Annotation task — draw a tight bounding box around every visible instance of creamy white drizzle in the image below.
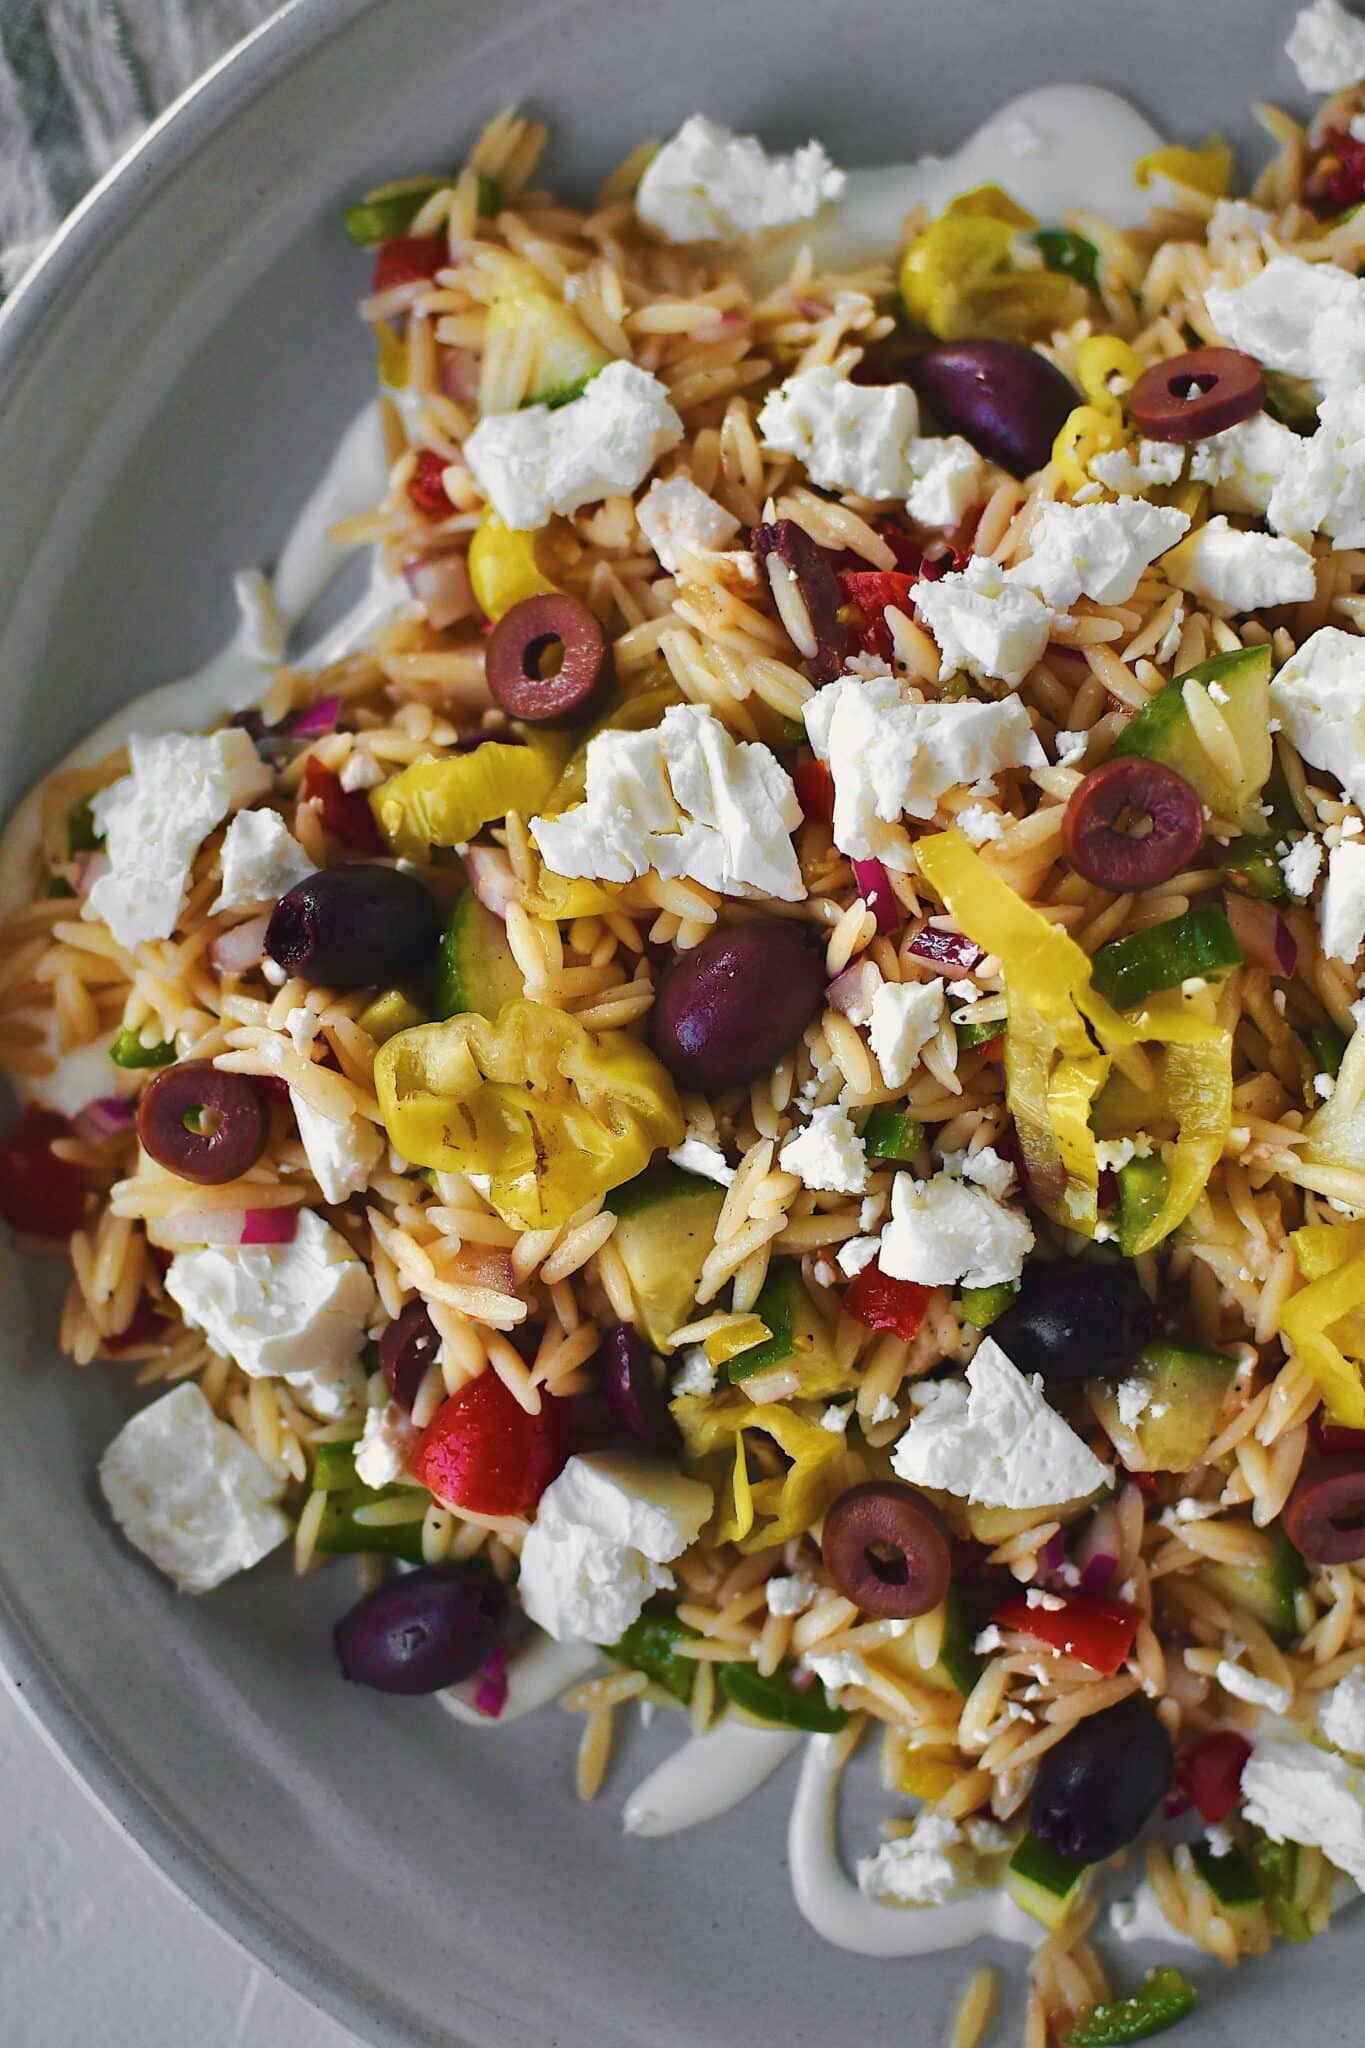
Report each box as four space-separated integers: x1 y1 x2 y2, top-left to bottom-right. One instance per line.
622 1720 800 1837
439 1633 599 1728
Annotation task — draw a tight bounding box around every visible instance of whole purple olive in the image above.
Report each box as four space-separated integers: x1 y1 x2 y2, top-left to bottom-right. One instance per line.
598 1324 678 1451
1031 1697 1173 1864
266 865 441 990
334 1565 506 1694
648 920 826 1093
909 340 1078 478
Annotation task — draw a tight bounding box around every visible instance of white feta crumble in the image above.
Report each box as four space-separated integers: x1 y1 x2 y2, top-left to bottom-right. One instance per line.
289 1091 385 1206
1319 1667 1365 1757
1215 1657 1293 1716
532 702 802 899
635 115 845 244
285 1006 321 1058
819 1403 852 1434
856 1811 977 1907
97 1382 289 1594
803 666 1045 868
353 1399 420 1490
1207 199 1275 251
1322 839 1365 960
339 749 385 793
88 729 271 949
1010 499 1190 609
914 554 1058 688
667 1135 737 1186
974 1624 1005 1654
164 1209 376 1417
464 360 682 530
1281 834 1325 898
1116 1377 1153 1430
803 1648 873 1697
636 474 740 571
837 1235 881 1279
1287 0 1365 91
779 1104 868 1194
1190 412 1304 523
1055 728 1089 768
867 978 945 1088
1203 1822 1235 1860
1270 627 1365 809
758 367 922 500
766 1570 818 1617
890 1336 1111 1509
212 808 313 913
1268 386 1365 546
25 1028 136 1120
880 1170 1033 1290
870 1393 900 1427
671 1346 717 1398
1205 256 1365 393
1164 516 1316 615
1242 1733 1365 1887
958 1146 1015 1199
904 436 989 529
1089 440 1187 496
516 1452 712 1644
957 802 1005 844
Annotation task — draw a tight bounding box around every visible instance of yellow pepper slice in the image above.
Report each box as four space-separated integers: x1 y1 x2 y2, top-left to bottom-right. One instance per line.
1076 335 1146 416
899 186 1079 344
468 507 559 622
374 997 683 1229
1283 1224 1365 1427
1052 404 1123 493
1053 341 1151 492
703 1315 772 1367
370 734 569 861
1135 136 1234 201
1118 996 1233 1256
522 869 620 920
376 322 409 390
671 1395 845 1552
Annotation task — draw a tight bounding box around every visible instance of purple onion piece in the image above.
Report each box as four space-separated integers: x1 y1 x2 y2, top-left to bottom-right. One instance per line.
290 694 342 739
907 925 983 972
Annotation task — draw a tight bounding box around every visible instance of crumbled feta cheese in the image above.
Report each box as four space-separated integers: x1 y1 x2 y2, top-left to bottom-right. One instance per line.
1090 440 1187 496
1242 1733 1365 1887
914 555 1057 688
974 1624 1005 1653
636 474 740 571
517 1452 713 1643
957 802 1005 844
464 360 682 530
532 703 803 899
819 1403 851 1434
837 1235 881 1278
285 1006 321 1058
1216 1657 1293 1715
1281 833 1325 898
25 1028 137 1120
89 729 271 949
1010 499 1189 609
867 978 945 1088
1271 627 1365 809
856 1811 977 1906
1205 256 1365 393
353 1399 420 1489
668 1135 736 1186
1025 1587 1066 1610
904 436 989 529
339 749 385 793
1055 728 1089 768
766 1570 818 1616
880 1170 1033 1290
1319 1667 1365 1757
779 1104 868 1194
1322 839 1365 960
1164 516 1316 614
803 667 1045 868
869 1393 899 1426
758 367 922 499
635 115 845 243
97 1382 289 1594
1190 412 1303 522
1206 199 1275 252
213 807 313 913
671 1346 716 1397
289 1091 385 1205
960 1146 1015 1199
803 1648 873 1696
164 1210 375 1416
1116 1377 1153 1430
1287 0 1365 91
1267 385 1365 545
891 1335 1111 1509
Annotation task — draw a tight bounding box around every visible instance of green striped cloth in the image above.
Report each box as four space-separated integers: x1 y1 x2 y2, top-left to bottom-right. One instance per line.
0 0 281 297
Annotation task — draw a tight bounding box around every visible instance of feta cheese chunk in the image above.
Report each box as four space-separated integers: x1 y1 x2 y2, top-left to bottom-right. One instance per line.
891 1336 1111 1509
1089 440 1186 496
353 1399 420 1489
1189 412 1303 522
464 361 682 531
1242 1733 1365 1888
667 1135 736 1186
164 1210 376 1417
757 367 985 515
289 1091 385 1205
867 978 945 1087
803 667 1044 868
98 1383 289 1594
517 1452 712 1644
837 1235 881 1278
1287 0 1365 92
1270 627 1365 809
1319 1667 1365 1757
636 474 740 572
1215 1657 1293 1716
88 729 271 949
880 1170 1033 1290
531 703 802 899
857 1811 978 1907
1281 833 1325 898
213 808 313 912
779 1104 867 1194
1010 500 1189 609
914 555 1057 687
1270 386 1365 547
905 436 989 529
766 1570 818 1616
1205 256 1365 393
1163 516 1316 614
671 1346 716 1397
1322 840 1365 960
636 115 845 244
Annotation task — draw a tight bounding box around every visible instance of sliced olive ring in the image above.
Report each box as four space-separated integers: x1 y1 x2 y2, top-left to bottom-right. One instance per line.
485 593 612 727
1127 346 1265 443
821 1480 951 1619
137 1061 269 1186
1061 756 1205 892
1283 1456 1365 1564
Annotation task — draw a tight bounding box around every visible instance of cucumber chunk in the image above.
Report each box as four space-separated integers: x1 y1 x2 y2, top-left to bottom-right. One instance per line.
1112 644 1273 836
485 263 612 408
308 1442 426 1563
610 1161 725 1352
727 1258 851 1396
1202 1527 1309 1647
1116 1154 1170 1256
1007 1830 1087 1931
1190 1841 1261 1908
432 887 523 1020
1091 1340 1236 1473
959 1281 1017 1329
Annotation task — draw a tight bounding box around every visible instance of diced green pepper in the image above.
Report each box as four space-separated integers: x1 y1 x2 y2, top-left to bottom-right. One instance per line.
862 1106 923 1165
726 1258 848 1396
1248 1834 1315 1943
719 1660 848 1732
475 172 502 218
1218 839 1287 901
1030 227 1100 291
1091 904 1242 1012
46 874 77 899
955 1014 1007 1050
109 1025 175 1070
1116 1153 1170 1257
1190 1842 1261 1908
1310 1023 1350 1082
343 177 444 244
67 794 103 855
308 1441 428 1563
1064 1968 1199 2045
604 1604 699 1704
960 1282 1017 1328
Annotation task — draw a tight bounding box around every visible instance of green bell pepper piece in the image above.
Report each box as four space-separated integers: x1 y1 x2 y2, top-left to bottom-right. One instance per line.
1091 904 1242 1012
955 1014 1007 1050
1116 1153 1170 1257
604 1604 699 1704
343 177 444 244
719 1661 847 1733
109 1025 176 1070
67 794 103 854
1219 839 1287 901
862 1106 924 1165
1030 227 1100 291
960 1282 1017 1328
1248 1834 1315 1943
309 1441 427 1563
1064 1968 1199 2046
1310 1023 1349 1082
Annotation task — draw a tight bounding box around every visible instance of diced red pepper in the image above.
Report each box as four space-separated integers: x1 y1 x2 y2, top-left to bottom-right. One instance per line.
1175 1729 1252 1824
1309 127 1365 215
299 757 384 854
413 1369 570 1517
407 448 452 520
104 1294 169 1354
1129 1469 1158 1497
993 1590 1140 1675
793 757 835 825
0 1107 85 1238
371 235 447 294
842 1259 932 1342
838 570 919 662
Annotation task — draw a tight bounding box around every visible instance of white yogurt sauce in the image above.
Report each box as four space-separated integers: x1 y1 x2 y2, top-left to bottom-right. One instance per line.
439 1632 599 1728
622 1721 800 1837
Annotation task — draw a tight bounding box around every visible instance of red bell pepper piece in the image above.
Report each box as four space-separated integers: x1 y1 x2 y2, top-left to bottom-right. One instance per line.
407 447 452 520
793 757 834 825
873 521 924 575
371 235 447 294
843 1259 932 1341
1175 1729 1252 1824
413 1369 570 1518
993 1590 1140 1675
838 570 919 663
299 757 384 854
0 1107 85 1238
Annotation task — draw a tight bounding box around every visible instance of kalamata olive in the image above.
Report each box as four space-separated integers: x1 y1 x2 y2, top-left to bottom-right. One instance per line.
598 1323 678 1451
648 920 826 1092
136 1061 268 1186
333 1564 506 1694
1062 757 1206 891
265 865 441 989
380 1300 441 1411
1283 1456 1365 1564
485 593 613 727
1127 347 1266 443
909 340 1078 478
1031 1696 1173 1863
821 1481 951 1618
753 519 847 683
991 1258 1155 1384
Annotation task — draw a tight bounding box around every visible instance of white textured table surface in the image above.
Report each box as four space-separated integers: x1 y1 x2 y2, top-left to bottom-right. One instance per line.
0 1676 358 2048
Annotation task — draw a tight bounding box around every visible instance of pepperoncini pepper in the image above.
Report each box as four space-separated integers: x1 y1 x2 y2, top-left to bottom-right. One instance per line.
1135 136 1234 201
899 185 1083 343
374 997 684 1229
1283 1220 1365 1427
369 733 569 860
670 1395 845 1551
1052 335 1148 492
468 506 559 622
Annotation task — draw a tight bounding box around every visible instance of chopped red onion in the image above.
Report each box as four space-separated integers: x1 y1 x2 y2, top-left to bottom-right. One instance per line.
1037 1530 1067 1576
472 1641 510 1719
1225 892 1297 978
289 694 342 740
907 924 983 972
73 1096 137 1145
241 1207 299 1246
826 957 881 1020
1079 1551 1120 1596
852 857 899 934
72 849 111 896
209 913 271 979
1074 1500 1123 1594
463 844 519 922
403 551 476 631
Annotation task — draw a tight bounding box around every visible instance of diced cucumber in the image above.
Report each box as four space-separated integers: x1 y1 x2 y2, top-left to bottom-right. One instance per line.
1090 1340 1236 1473
1091 903 1242 1011
862 1106 923 1165
605 1604 698 1704
960 1282 1017 1329
1202 1527 1309 1648
1116 1154 1169 1256
1007 1830 1087 1931
1190 1841 1261 1908
1064 1967 1199 2045
727 1258 851 1396
882 1581 984 1698
609 1161 725 1352
485 263 611 408
357 986 428 1043
432 887 523 1020
308 1442 426 1563
343 177 444 244
719 1660 847 1733
1218 839 1286 901
1112 644 1273 836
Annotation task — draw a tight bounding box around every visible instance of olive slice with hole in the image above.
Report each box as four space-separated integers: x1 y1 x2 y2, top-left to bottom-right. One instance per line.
820 1480 951 1618
1062 757 1206 891
137 1061 269 1186
1127 346 1265 443
485 593 612 726
1283 1457 1365 1564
